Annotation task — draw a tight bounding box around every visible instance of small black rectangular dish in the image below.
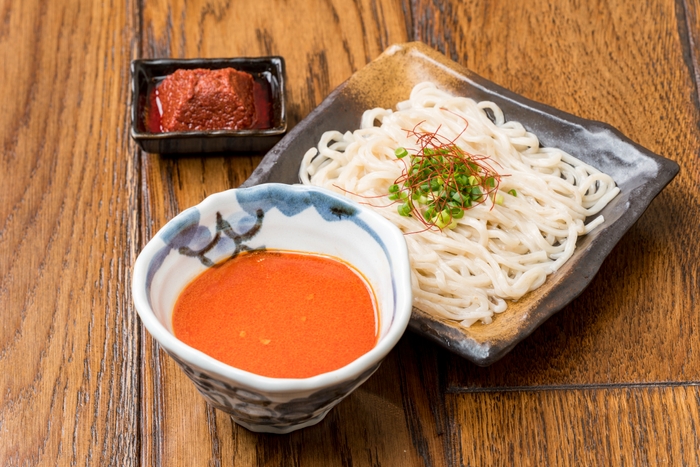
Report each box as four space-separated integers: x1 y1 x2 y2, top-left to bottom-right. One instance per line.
130 57 286 154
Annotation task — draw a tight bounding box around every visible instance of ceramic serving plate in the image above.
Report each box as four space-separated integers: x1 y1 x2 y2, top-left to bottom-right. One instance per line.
242 42 679 366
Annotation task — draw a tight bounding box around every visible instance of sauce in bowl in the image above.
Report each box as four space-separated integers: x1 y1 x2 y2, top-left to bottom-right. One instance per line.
172 250 378 379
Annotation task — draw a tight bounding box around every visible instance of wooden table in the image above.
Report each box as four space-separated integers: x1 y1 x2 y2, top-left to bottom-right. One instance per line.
2 0 698 465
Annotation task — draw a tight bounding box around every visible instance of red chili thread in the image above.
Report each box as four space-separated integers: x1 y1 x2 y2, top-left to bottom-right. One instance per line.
389 116 504 231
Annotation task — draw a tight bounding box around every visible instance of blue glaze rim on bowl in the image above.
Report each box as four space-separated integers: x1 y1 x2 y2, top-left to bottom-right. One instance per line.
132 183 412 393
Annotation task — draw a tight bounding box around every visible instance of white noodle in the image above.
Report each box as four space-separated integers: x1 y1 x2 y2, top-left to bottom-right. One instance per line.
299 82 620 327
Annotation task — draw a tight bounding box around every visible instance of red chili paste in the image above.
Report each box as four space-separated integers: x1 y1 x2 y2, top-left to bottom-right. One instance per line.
172 250 378 379
156 68 257 132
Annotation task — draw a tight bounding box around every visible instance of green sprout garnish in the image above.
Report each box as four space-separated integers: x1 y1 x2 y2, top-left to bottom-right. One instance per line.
389 128 505 230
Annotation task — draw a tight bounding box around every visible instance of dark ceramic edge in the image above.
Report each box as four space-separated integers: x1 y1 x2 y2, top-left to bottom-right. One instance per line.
414 153 678 367
241 42 680 366
130 56 287 154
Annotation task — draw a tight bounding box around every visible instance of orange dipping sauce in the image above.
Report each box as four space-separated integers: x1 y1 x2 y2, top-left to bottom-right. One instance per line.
172 250 378 378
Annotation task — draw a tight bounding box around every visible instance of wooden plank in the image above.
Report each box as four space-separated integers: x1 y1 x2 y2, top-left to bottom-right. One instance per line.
1 0 699 464
408 0 700 387
136 1 450 465
0 0 140 464
447 385 700 465
140 0 411 127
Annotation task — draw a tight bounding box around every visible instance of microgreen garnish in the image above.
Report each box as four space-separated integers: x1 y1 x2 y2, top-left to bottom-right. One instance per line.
390 123 504 230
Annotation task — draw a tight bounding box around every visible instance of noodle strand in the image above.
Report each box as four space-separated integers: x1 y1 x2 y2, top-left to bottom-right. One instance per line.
299 82 619 327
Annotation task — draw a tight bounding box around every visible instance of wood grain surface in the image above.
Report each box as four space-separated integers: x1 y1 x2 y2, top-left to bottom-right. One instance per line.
1 0 698 465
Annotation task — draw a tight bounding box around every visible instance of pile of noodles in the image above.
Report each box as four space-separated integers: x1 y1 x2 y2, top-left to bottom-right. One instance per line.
299 82 619 327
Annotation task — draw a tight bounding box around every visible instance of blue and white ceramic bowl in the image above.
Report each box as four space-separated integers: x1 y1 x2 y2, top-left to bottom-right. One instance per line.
132 183 412 434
